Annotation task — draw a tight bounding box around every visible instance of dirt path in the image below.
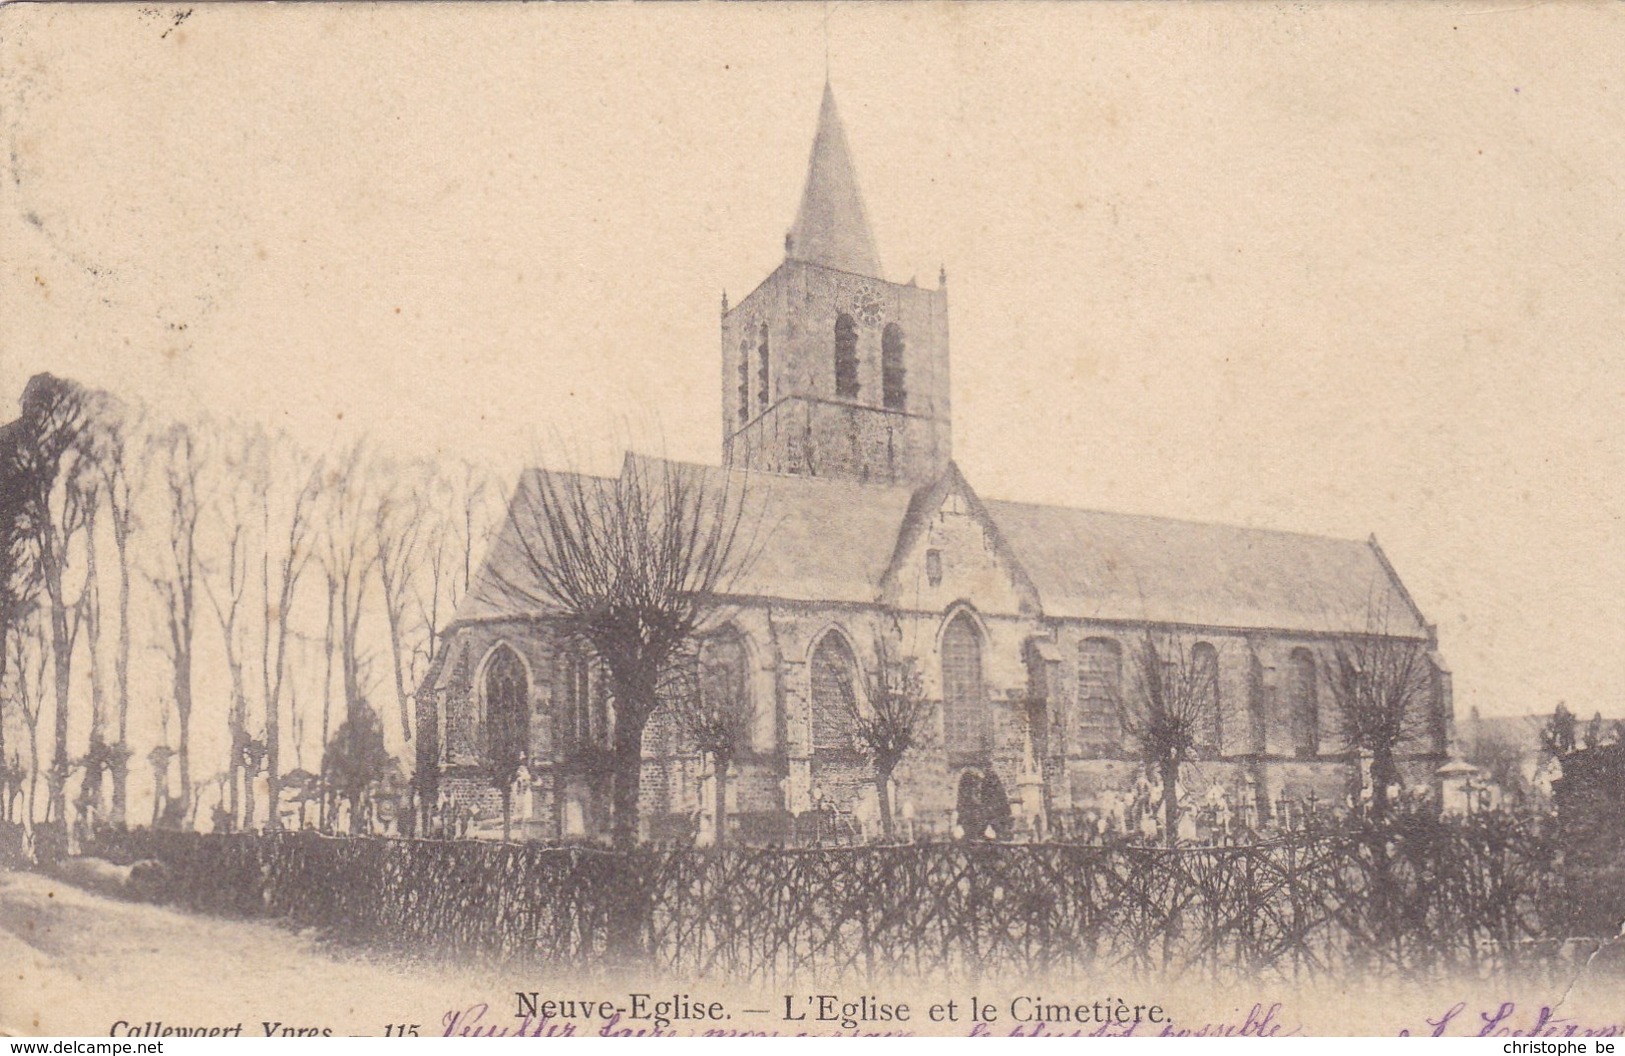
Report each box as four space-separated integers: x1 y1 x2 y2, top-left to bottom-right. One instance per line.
0 868 508 1037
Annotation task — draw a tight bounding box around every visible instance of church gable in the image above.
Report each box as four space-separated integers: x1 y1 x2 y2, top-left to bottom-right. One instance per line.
881 464 1041 617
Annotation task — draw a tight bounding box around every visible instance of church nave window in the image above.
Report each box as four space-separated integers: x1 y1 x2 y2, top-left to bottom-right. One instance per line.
941 613 989 758
1192 641 1222 753
559 647 610 749
882 323 906 410
834 312 860 399
1289 647 1319 758
484 645 530 773
737 335 752 425
757 323 771 413
811 632 861 755
1075 637 1122 751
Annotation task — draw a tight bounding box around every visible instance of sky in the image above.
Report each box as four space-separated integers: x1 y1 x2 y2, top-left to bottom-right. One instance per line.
2 1 1623 726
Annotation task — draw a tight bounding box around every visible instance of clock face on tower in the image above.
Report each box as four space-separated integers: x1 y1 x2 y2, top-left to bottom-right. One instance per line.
851 282 884 327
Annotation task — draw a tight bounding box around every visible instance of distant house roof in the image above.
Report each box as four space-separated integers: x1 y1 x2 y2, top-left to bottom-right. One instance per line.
455 455 1429 640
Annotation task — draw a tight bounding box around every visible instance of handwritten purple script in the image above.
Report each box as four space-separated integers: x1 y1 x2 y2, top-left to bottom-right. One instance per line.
1401 1003 1625 1038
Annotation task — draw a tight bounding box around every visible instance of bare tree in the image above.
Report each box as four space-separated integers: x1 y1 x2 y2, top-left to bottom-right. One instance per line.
1119 630 1218 846
317 441 381 829
410 460 497 831
259 432 321 831
93 403 147 828
373 461 426 744
1322 620 1438 821
664 633 754 845
9 376 99 833
838 634 931 839
150 421 205 827
201 426 260 829
490 455 749 849
0 416 30 822
7 613 48 825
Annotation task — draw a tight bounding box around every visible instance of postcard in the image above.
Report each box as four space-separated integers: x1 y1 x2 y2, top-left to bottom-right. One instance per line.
2 1 1622 1039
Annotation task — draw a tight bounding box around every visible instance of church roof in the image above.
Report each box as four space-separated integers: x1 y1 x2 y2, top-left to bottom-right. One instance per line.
980 499 1427 637
455 457 1428 640
455 457 917 624
787 83 882 278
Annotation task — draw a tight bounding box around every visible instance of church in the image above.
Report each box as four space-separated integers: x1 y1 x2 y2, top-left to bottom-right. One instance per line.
414 85 1452 843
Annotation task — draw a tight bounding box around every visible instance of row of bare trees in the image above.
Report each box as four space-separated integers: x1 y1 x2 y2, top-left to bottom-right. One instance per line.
1118 624 1440 844
0 373 501 838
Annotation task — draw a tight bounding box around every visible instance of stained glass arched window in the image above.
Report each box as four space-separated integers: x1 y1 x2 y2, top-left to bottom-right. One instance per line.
1076 637 1122 751
1192 642 1221 752
1290 648 1319 758
811 633 859 755
942 613 987 758
757 323 771 413
485 645 529 774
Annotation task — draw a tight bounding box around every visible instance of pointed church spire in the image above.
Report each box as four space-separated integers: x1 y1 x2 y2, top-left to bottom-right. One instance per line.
788 83 882 278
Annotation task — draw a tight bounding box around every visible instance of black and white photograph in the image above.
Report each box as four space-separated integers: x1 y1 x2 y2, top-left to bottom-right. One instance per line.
1 1 1623 1038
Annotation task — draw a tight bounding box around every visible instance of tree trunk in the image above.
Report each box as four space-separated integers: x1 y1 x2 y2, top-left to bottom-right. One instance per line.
176 698 192 829
243 760 257 832
84 531 106 831
111 518 132 828
26 724 40 826
712 751 730 847
266 725 280 832
1371 746 1395 821
610 711 650 851
876 761 897 839
319 587 335 832
45 560 72 835
1160 755 1180 848
501 784 512 843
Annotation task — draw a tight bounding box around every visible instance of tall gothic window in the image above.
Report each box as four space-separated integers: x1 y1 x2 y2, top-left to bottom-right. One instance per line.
881 323 906 410
1290 648 1319 758
1192 642 1221 752
834 312 860 399
757 323 771 413
737 335 752 425
1076 637 1122 751
559 647 607 749
942 613 987 758
485 645 529 771
702 628 751 739
810 633 859 755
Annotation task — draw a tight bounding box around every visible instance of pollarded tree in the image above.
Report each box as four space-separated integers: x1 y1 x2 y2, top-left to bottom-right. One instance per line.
488 454 750 849
837 634 931 839
664 629 755 845
1321 620 1439 821
1119 631 1219 846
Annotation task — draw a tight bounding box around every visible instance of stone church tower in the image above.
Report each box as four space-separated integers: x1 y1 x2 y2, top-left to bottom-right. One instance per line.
721 84 952 487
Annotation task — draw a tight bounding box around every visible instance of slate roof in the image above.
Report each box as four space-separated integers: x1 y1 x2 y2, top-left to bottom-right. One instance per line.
982 499 1425 636
456 456 917 622
455 455 1428 640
